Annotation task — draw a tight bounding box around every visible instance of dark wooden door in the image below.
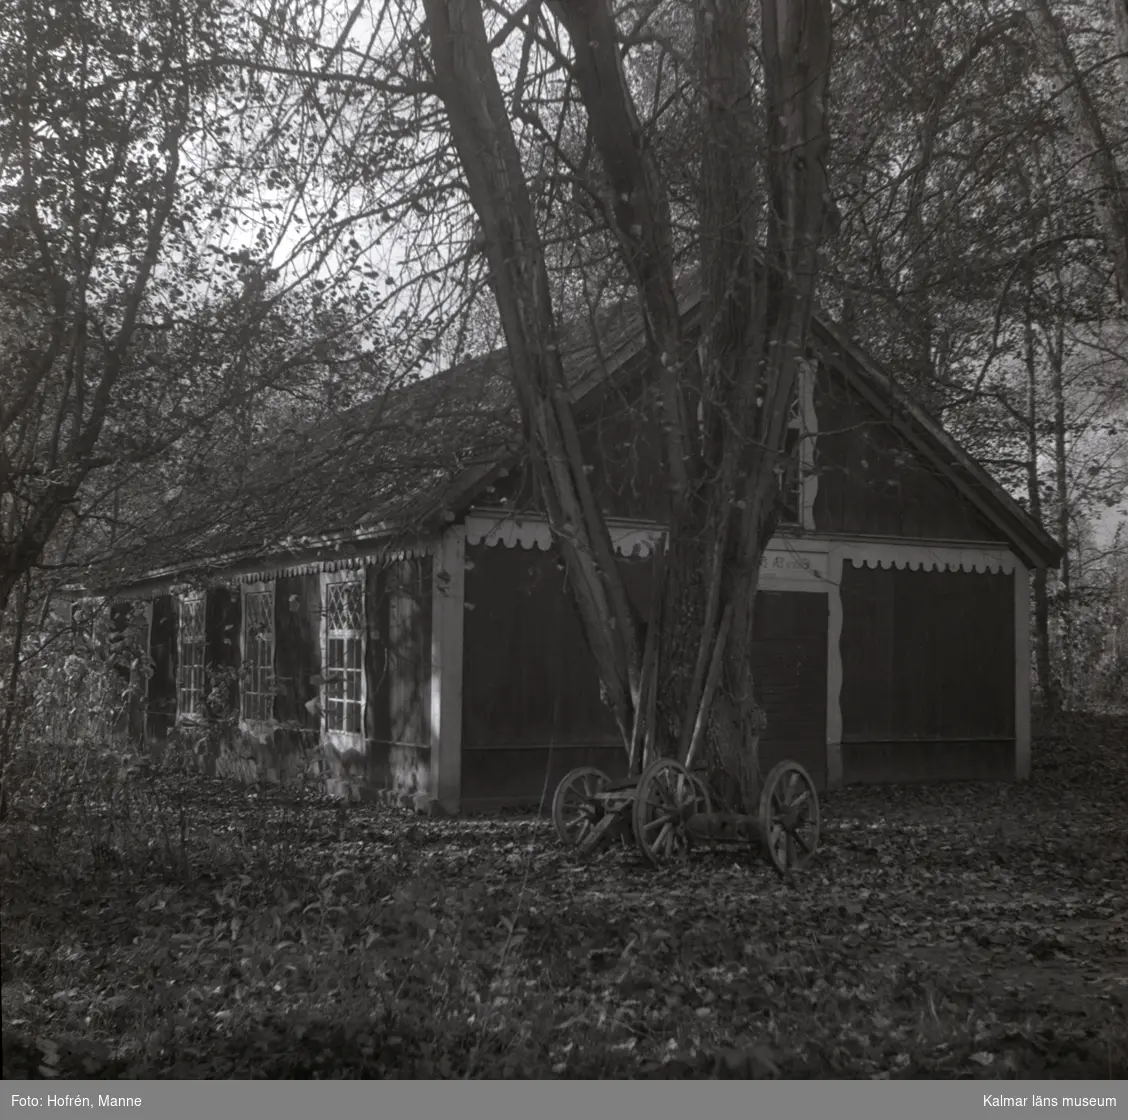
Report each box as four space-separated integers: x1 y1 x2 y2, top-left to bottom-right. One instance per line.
749 590 828 788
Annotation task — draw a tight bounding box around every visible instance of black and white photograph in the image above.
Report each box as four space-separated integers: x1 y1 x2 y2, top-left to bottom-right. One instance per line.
1 0 1125 1092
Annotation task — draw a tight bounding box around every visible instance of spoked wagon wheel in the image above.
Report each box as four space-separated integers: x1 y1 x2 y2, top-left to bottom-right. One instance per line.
633 758 711 866
552 767 611 847
758 761 820 873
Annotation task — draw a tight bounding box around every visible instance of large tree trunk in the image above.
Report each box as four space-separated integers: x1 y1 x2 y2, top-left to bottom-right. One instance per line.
558 0 832 795
718 0 833 802
681 0 773 801
420 0 643 744
656 0 833 806
548 0 698 505
546 0 712 773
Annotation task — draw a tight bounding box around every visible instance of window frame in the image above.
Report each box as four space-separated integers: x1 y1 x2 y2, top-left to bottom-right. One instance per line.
776 358 818 531
176 591 207 721
240 580 276 726
320 569 367 752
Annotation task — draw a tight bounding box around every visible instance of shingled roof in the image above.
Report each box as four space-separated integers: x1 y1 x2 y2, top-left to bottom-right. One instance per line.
80 288 653 591
81 283 1060 593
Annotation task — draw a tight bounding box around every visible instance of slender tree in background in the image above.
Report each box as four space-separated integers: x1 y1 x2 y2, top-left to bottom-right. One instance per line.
1027 0 1128 304
0 0 413 618
1113 0 1128 93
1 0 201 613
0 0 429 799
823 0 1127 710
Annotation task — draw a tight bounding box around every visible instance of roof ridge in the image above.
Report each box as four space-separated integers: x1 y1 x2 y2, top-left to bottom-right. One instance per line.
76 270 1059 589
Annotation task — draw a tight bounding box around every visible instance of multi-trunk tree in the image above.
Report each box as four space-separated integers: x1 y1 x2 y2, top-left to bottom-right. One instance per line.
416 0 833 799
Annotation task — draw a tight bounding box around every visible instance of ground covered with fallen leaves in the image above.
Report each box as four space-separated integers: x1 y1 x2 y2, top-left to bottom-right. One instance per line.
2 712 1126 1079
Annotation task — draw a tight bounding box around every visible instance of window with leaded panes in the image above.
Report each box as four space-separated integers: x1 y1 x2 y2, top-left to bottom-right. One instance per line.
178 594 206 718
323 575 364 738
242 584 274 722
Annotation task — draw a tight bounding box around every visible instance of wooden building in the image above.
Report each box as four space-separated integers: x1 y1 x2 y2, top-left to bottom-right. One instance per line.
88 291 1061 811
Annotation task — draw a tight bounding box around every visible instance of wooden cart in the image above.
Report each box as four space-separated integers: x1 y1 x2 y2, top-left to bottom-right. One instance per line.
551 756 820 873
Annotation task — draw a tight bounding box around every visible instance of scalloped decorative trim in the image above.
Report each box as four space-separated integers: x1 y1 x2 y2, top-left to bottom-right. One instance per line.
465 511 662 559
842 545 1016 575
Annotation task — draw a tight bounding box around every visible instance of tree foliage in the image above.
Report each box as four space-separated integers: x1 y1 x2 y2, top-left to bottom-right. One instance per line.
5 0 1126 772
0 0 425 618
